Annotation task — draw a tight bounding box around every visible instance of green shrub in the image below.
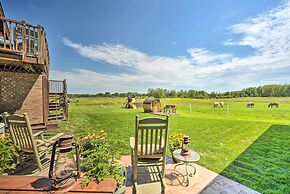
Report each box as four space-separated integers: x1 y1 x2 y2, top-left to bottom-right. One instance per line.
80 129 126 187
0 134 18 173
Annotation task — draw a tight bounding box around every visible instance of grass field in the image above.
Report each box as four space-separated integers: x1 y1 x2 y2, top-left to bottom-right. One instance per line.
59 97 290 193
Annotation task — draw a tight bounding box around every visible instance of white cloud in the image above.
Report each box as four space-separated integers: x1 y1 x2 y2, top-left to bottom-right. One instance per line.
55 1 290 93
225 0 290 55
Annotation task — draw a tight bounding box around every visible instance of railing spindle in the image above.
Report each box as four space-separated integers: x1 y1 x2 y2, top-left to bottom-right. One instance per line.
9 21 12 49
15 24 18 51
3 21 6 49
21 20 26 61
33 27 36 53
28 26 31 53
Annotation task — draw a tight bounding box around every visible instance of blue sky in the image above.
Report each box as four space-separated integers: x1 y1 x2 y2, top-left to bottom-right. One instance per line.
2 0 290 93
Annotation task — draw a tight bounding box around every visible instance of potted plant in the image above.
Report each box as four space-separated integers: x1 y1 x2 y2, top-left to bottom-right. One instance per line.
168 132 184 163
80 129 126 194
0 133 18 174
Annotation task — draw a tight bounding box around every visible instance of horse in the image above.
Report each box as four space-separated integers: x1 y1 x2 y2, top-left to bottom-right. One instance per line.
213 102 219 108
214 101 224 108
247 102 254 107
268 102 279 108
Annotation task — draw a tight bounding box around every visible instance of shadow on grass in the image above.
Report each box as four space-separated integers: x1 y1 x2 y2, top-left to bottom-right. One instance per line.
220 125 290 194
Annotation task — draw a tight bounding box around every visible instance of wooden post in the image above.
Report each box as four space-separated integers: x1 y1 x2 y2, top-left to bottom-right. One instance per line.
9 21 12 49
15 24 18 51
21 20 26 61
37 25 42 64
42 28 45 64
3 21 6 49
133 115 139 182
63 79 68 120
189 103 192 113
28 26 31 53
42 75 48 125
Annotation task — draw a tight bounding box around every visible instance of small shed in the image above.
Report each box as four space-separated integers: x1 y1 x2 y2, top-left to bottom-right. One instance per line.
143 98 161 113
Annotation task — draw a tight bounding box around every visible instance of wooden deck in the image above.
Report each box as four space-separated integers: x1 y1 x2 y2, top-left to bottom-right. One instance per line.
0 52 46 74
0 4 67 130
0 16 49 74
0 175 117 194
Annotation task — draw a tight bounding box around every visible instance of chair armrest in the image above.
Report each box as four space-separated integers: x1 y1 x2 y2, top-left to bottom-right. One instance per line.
44 132 64 142
33 131 44 138
41 132 64 145
130 137 135 150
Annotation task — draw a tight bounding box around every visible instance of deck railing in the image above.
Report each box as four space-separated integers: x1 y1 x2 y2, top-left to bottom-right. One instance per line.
49 80 67 94
0 16 49 71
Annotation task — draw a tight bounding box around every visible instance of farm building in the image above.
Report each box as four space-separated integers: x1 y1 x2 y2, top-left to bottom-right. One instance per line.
143 98 161 113
0 3 68 129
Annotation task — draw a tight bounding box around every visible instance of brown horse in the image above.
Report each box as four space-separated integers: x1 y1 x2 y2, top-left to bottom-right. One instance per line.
268 102 279 108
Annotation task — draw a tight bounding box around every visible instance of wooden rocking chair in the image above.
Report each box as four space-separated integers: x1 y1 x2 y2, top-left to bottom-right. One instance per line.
130 115 169 193
3 112 64 171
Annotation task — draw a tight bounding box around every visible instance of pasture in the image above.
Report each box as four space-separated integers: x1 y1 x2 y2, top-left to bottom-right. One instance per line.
59 97 290 193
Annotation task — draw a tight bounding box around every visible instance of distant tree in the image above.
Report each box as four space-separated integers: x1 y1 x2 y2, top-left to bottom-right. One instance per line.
68 83 290 99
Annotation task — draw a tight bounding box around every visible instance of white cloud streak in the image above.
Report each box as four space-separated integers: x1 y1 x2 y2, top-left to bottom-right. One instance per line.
53 1 290 93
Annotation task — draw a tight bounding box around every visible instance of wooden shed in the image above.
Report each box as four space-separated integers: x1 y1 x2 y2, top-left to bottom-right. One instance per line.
0 3 67 129
143 98 161 113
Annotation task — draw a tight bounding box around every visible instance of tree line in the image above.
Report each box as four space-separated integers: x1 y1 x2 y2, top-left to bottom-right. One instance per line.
69 92 147 98
147 84 290 98
69 84 290 99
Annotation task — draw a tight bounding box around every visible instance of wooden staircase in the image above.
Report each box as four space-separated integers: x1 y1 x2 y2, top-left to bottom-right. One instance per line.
48 80 68 122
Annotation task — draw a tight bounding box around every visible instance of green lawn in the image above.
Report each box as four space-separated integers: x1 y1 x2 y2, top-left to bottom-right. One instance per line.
59 97 290 193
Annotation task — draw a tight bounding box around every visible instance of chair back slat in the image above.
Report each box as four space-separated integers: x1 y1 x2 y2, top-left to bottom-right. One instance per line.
4 113 36 152
150 129 153 154
135 115 169 157
145 128 148 155
140 129 144 155
159 128 163 150
154 129 158 151
16 125 24 147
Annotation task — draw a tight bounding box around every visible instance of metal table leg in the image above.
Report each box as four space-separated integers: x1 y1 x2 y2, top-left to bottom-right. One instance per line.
173 162 197 187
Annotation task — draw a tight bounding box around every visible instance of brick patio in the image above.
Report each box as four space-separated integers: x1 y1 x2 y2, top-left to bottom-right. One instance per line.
119 155 260 194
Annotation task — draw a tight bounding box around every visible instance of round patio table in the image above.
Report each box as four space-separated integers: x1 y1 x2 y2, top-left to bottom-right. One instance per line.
172 149 200 187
